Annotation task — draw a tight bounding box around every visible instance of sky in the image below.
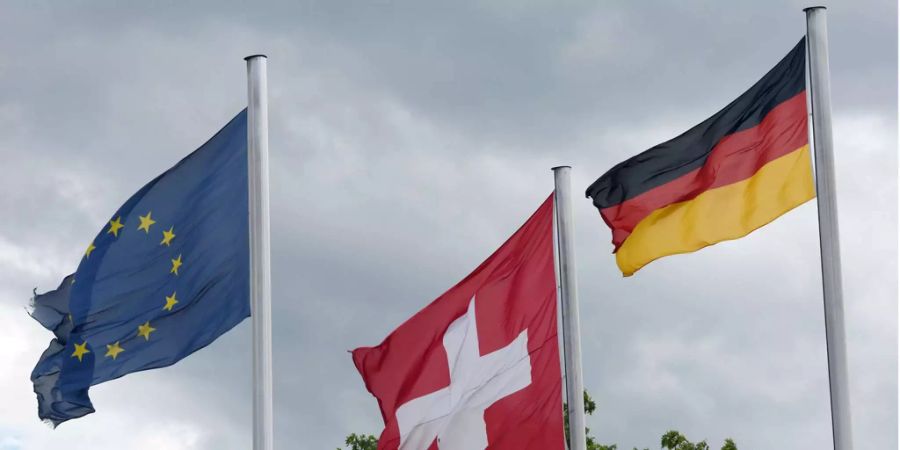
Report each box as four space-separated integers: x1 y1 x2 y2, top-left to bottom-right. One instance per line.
0 1 896 449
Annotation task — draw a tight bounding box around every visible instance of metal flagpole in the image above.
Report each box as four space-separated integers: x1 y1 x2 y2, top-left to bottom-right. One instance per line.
804 7 854 450
552 166 587 450
246 54 274 450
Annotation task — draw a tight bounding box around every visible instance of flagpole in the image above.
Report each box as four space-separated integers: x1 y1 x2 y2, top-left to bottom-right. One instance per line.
552 166 587 450
246 54 274 450
804 7 853 450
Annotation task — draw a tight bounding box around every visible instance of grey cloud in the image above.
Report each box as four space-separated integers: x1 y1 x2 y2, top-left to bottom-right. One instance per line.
0 1 895 450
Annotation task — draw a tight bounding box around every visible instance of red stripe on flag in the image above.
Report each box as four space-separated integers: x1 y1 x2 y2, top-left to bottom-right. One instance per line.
601 91 809 250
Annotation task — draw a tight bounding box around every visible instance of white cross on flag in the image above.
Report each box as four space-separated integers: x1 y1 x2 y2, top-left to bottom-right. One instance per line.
352 196 564 450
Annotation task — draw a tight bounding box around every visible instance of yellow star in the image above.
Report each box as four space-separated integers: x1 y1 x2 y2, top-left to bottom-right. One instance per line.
170 254 183 275
163 292 179 311
105 341 124 360
160 226 176 246
137 321 156 340
137 212 156 233
107 216 125 237
84 242 96 259
71 341 90 362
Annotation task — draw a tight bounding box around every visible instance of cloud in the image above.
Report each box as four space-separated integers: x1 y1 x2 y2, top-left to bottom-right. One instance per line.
0 1 895 449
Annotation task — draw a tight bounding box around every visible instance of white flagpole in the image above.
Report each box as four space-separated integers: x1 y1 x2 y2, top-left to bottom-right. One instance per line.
553 166 587 450
246 54 274 450
804 7 854 450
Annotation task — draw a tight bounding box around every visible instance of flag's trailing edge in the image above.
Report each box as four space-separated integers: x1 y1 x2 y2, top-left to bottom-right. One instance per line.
30 110 250 426
585 38 813 276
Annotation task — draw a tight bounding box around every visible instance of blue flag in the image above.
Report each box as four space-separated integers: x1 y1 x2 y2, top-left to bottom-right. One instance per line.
30 110 250 426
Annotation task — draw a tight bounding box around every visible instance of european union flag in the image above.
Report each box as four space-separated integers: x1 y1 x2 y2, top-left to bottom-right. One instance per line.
29 110 250 426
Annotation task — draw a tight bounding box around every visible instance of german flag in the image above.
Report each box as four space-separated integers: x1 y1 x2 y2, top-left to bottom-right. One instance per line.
585 38 814 276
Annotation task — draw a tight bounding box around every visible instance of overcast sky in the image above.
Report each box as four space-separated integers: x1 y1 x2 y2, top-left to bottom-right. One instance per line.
0 1 896 449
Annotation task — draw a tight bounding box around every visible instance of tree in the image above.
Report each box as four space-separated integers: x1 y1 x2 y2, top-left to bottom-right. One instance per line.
338 390 738 450
658 430 737 450
562 391 737 450
565 390 639 450
338 433 377 450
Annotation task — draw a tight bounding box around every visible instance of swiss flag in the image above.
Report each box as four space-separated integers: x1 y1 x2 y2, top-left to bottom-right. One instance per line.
352 195 564 450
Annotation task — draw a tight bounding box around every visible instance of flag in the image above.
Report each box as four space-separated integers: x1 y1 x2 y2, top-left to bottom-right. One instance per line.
585 38 813 276
352 196 564 450
29 110 250 426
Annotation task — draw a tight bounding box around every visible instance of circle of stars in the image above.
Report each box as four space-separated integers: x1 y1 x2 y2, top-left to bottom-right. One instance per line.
73 209 186 364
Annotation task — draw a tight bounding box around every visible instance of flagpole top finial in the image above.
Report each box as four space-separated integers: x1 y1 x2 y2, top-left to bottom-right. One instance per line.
244 54 268 61
803 5 827 11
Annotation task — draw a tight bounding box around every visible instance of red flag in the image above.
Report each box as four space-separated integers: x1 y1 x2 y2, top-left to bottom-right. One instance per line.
352 195 564 450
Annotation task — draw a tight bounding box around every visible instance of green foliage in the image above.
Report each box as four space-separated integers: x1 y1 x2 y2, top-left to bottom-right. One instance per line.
660 430 737 450
583 389 597 415
567 391 640 450
338 433 377 450
566 391 736 450
661 430 708 450
341 390 737 450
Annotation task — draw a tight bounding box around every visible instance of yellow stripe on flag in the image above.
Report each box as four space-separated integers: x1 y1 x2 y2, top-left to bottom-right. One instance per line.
616 145 815 276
